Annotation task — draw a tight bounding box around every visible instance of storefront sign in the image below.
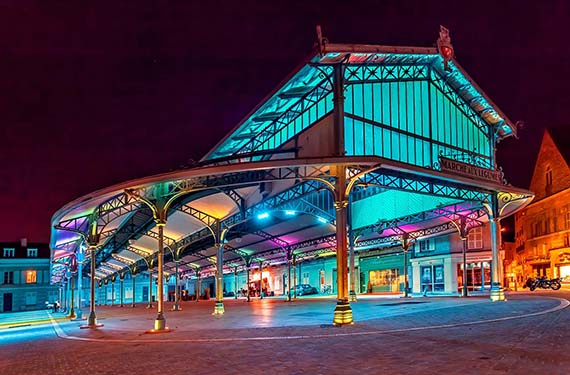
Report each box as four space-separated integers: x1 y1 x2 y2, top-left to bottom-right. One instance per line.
439 157 502 184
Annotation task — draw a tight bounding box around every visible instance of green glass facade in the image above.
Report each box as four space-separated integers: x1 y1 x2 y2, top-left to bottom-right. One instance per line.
344 65 492 168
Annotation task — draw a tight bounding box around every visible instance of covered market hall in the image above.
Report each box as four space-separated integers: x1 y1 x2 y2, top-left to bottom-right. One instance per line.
50 27 533 331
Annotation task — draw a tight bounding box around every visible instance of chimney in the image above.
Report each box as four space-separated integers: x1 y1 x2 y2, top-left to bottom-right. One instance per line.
20 238 27 247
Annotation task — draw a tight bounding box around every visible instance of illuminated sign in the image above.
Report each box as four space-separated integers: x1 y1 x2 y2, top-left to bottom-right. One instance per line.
439 157 502 184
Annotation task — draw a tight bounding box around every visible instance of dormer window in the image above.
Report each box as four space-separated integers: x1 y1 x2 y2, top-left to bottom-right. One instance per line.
27 248 38 257
3 248 15 257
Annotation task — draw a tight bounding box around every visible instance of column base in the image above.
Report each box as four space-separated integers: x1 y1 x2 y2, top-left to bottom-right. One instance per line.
348 290 357 302
212 301 225 315
67 310 77 320
490 287 506 302
147 315 170 333
333 301 353 326
81 312 103 329
171 304 182 311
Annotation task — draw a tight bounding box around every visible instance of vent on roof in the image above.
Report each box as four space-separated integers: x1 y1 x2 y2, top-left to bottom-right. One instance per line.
252 112 283 122
278 86 312 99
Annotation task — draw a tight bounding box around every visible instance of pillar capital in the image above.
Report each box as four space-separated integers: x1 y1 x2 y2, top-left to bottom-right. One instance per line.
334 200 348 210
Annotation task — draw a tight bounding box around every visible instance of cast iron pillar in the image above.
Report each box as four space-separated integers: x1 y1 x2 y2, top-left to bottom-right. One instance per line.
259 260 264 299
84 242 102 328
131 273 137 307
286 251 292 302
147 267 154 308
234 268 238 299
111 276 115 306
119 274 125 307
490 220 505 301
333 165 352 325
488 194 505 301
292 255 297 299
68 271 76 319
245 257 252 302
172 258 182 311
348 198 357 302
401 233 411 298
153 222 167 331
195 270 201 303
213 240 225 315
76 250 84 319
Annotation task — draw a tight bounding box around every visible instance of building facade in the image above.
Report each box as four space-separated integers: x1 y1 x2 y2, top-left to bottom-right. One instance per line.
514 128 570 283
1 239 58 312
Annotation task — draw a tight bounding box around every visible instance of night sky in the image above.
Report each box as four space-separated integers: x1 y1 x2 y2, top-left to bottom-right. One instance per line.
2 1 569 242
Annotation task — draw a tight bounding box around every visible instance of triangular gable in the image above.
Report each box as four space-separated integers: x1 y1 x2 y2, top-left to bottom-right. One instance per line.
203 44 517 162
529 129 570 200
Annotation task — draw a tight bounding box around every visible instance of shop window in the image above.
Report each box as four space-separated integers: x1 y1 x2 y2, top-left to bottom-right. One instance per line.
458 262 491 291
3 248 15 257
25 292 37 306
302 272 310 285
26 270 37 284
566 212 570 230
3 271 14 284
27 248 38 257
368 269 399 292
420 265 444 293
467 227 483 249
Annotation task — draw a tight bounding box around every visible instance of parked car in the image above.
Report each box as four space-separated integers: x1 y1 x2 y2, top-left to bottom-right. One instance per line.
292 284 318 296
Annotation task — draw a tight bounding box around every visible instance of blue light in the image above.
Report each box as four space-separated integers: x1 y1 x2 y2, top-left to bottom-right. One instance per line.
257 212 270 220
285 210 296 216
317 216 327 223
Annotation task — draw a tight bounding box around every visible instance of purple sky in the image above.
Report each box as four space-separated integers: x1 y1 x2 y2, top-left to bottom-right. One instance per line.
1 1 569 242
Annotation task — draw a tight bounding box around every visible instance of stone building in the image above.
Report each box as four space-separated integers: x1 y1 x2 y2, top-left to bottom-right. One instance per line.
514 128 570 283
0 239 58 312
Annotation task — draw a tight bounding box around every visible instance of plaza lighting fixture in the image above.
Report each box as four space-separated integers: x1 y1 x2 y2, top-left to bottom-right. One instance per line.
285 210 296 216
317 216 327 223
257 212 270 220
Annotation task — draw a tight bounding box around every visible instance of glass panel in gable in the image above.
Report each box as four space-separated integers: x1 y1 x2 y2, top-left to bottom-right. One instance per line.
381 82 391 126
353 84 363 118
390 82 399 129
353 119 364 155
374 126 383 156
421 81 430 138
365 122 374 155
382 128 392 159
364 83 373 120
373 83 382 124
399 81 407 133
345 117 354 155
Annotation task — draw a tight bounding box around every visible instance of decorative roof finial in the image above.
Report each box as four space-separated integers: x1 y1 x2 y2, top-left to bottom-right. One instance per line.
315 25 328 57
437 25 454 72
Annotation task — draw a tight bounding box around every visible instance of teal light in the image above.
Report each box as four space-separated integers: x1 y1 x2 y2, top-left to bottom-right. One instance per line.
257 212 270 220
285 210 296 216
317 216 327 223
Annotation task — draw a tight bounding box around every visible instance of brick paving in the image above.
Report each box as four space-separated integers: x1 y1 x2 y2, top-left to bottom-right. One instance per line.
1 291 569 374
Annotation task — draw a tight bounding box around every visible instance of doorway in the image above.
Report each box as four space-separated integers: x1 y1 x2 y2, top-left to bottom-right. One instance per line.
3 293 13 312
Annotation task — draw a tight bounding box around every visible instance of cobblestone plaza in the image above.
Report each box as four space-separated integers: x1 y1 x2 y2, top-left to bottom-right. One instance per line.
1 292 569 374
